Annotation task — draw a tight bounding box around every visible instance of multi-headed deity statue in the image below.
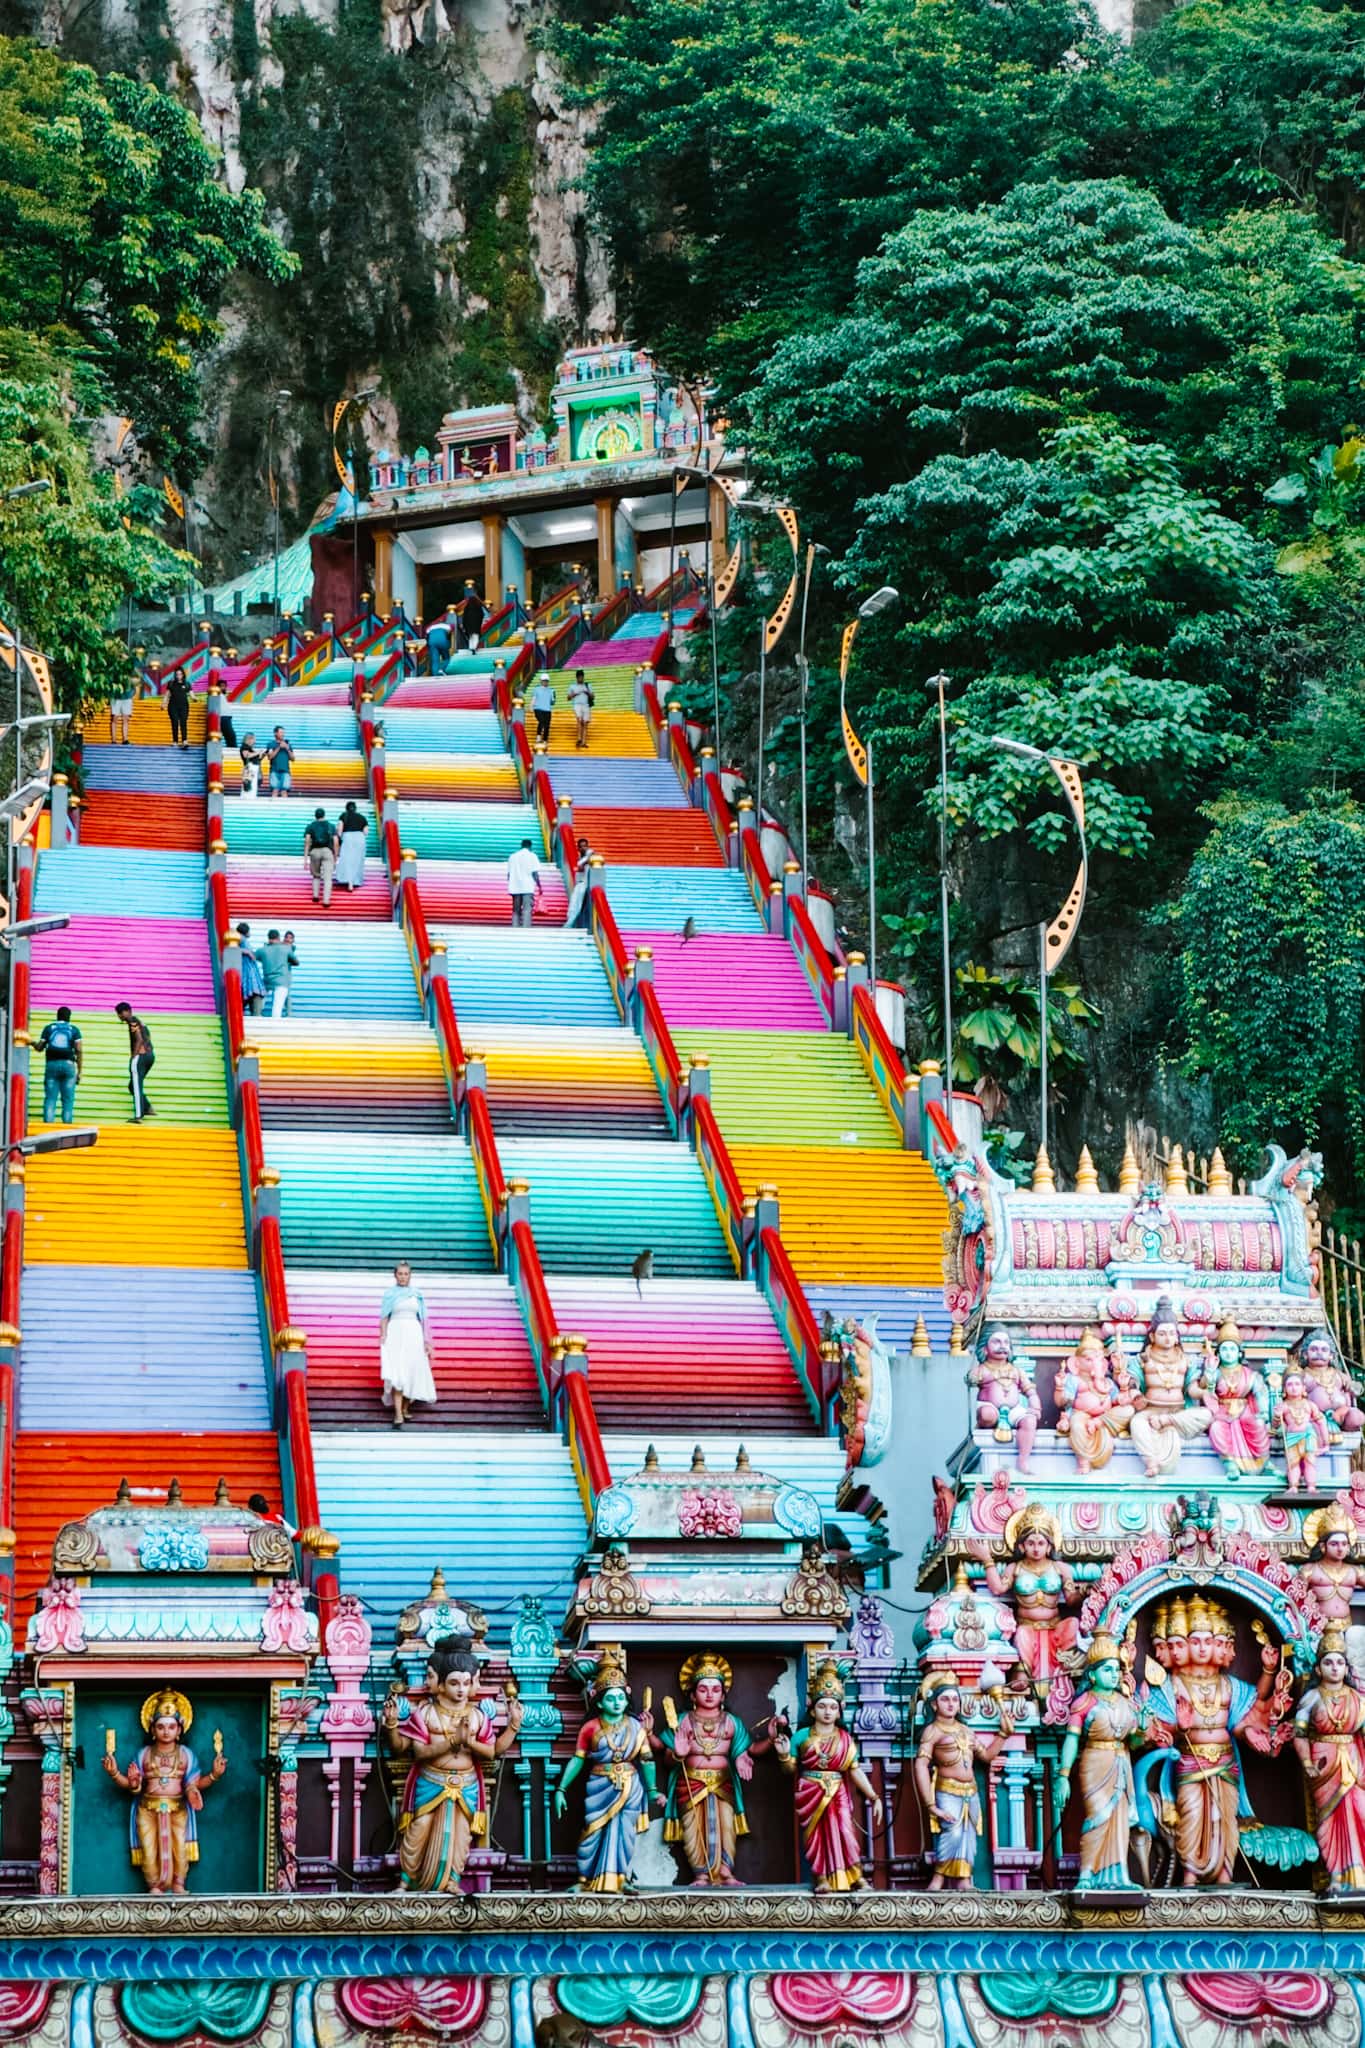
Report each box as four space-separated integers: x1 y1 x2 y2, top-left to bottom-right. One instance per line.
103 1689 227 1895
971 1324 1040 1472
913 1669 1012 1890
1295 1329 1364 1436
384 1634 522 1891
1055 1328 1135 1473
969 1503 1079 1690
1303 1505 1365 1680
1278 1371 1331 1492
646 1650 769 1887
1127 1296 1211 1478
555 1646 661 1893
1195 1321 1271 1479
1141 1596 1281 1886
1293 1629 1365 1893
1056 1633 1139 1890
775 1660 883 1892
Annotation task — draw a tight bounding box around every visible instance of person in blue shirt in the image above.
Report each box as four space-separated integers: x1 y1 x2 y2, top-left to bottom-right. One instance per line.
37 1008 82 1124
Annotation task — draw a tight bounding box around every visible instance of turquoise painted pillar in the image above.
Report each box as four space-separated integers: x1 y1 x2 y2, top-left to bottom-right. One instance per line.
501 522 527 608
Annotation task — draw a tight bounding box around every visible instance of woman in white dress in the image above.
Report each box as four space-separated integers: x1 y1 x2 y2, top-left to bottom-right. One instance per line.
335 802 368 890
379 1260 438 1427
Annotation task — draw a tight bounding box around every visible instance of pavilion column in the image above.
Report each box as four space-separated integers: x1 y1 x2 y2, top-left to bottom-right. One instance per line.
482 514 504 608
372 527 395 614
708 480 728 572
595 497 616 599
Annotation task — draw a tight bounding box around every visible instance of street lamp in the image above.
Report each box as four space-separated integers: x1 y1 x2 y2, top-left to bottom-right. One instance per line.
2 481 52 503
267 391 292 643
12 1128 98 1157
665 456 725 756
333 386 379 624
984 735 1089 1162
1 914 69 943
794 541 830 890
838 586 899 992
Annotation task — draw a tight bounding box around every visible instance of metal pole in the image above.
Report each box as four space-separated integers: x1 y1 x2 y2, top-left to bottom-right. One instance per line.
866 734 877 992
1039 919 1049 1161
934 674 954 1102
271 416 281 645
349 420 359 622
704 474 720 758
796 544 817 888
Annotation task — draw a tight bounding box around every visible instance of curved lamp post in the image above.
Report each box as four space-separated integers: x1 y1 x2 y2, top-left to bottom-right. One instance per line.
266 390 292 641
333 385 379 621
985 735 1089 1161
839 585 899 991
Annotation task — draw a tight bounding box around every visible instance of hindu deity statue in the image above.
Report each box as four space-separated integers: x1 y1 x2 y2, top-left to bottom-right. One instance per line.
1055 1327 1136 1473
555 1646 661 1893
970 1324 1040 1472
1278 1371 1331 1492
1294 1329 1364 1436
968 1503 1079 1690
103 1689 227 1895
774 1660 883 1892
1293 1629 1365 1893
1126 1296 1211 1478
1194 1321 1271 1478
383 1635 523 1891
913 1669 1012 1890
1303 1505 1365 1679
1056 1634 1139 1890
645 1651 771 1887
1140 1595 1282 1886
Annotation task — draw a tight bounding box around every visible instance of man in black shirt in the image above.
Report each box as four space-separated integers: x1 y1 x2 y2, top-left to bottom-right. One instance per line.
303 808 337 907
115 1002 156 1122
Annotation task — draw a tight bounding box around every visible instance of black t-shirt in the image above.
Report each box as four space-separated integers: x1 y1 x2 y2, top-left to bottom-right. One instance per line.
339 812 367 834
304 818 334 849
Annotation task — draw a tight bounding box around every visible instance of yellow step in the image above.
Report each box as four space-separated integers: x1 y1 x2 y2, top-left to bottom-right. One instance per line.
545 711 657 759
727 1144 947 1287
25 1127 248 1266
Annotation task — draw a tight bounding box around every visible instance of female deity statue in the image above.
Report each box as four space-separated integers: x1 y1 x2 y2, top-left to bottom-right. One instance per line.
1303 1505 1365 1680
103 1690 226 1895
1293 1629 1365 1893
1195 1321 1271 1478
1295 1329 1364 1436
1056 1634 1139 1890
1127 1297 1211 1478
968 1503 1079 1690
1278 1371 1331 1493
646 1651 769 1887
775 1660 883 1892
913 1669 1012 1890
1055 1328 1136 1473
555 1647 662 1893
383 1635 522 1892
970 1325 1040 1472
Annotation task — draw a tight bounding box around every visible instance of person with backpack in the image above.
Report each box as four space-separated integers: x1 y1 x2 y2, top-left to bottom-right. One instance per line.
236 923 266 1014
115 1003 156 1122
567 669 593 748
302 807 338 907
37 1007 83 1124
461 585 485 653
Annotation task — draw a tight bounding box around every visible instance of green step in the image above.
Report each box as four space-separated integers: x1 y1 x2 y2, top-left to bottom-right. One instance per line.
28 1014 228 1128
671 1029 900 1148
545 667 639 713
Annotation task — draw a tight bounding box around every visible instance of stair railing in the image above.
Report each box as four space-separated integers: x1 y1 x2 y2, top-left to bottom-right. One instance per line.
788 896 836 1026
755 1226 835 1428
851 982 918 1149
691 1096 747 1276
0 842 34 1619
636 977 684 1136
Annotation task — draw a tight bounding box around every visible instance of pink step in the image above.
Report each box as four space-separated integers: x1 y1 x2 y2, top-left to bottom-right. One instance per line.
418 862 569 924
227 858 395 922
31 916 216 1012
623 932 827 1030
383 680 494 710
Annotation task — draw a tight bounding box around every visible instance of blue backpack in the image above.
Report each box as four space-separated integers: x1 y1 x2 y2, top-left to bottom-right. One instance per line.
44 1021 76 1058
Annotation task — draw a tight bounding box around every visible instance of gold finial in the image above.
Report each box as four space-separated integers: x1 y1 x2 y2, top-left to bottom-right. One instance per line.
911 1314 932 1357
948 1319 966 1356
643 1444 660 1471
1031 1146 1056 1193
428 1565 447 1600
690 1445 707 1473
735 1445 750 1472
1208 1147 1233 1194
167 1477 183 1506
1165 1144 1189 1195
214 1477 231 1506
1075 1145 1100 1193
1118 1141 1140 1196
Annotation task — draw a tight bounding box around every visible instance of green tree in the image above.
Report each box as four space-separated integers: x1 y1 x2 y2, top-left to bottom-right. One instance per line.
0 37 294 465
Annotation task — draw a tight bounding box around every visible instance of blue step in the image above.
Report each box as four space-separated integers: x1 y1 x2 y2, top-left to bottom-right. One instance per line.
547 757 689 810
226 707 358 751
602 867 765 934
313 1430 584 1643
245 920 421 1019
432 927 619 1028
804 1285 954 1355
376 711 505 754
83 746 207 795
34 848 207 920
615 612 667 639
20 1267 270 1430
224 798 538 863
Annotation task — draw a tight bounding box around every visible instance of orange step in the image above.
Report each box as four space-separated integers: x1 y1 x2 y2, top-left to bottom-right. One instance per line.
574 807 724 868
14 1432 282 1607
77 792 206 852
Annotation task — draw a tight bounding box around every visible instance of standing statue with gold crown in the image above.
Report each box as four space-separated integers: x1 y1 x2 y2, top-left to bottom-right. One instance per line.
968 1503 1080 1692
644 1652 770 1887
913 1670 1012 1890
1294 1629 1365 1893
1056 1635 1140 1889
102 1690 227 1895
775 1661 883 1892
555 1646 661 1893
1304 1504 1365 1681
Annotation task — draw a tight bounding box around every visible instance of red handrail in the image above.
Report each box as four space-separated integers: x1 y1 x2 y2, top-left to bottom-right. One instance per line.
564 1370 612 1500
638 979 683 1124
758 1224 831 1416
789 896 834 1021
467 1085 508 1213
432 976 465 1076
510 1215 557 1397
240 1077 266 1190
402 875 430 965
926 1098 961 1154
223 971 245 1063
852 981 909 1136
692 1094 745 1221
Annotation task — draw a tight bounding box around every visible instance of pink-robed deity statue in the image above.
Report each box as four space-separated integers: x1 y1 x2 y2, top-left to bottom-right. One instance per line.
1055 1328 1134 1473
1195 1321 1271 1478
1294 1631 1365 1893
971 1324 1039 1471
775 1662 882 1893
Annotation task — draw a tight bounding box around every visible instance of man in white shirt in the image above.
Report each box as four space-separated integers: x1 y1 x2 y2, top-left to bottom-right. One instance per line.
530 677 555 744
506 837 543 928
